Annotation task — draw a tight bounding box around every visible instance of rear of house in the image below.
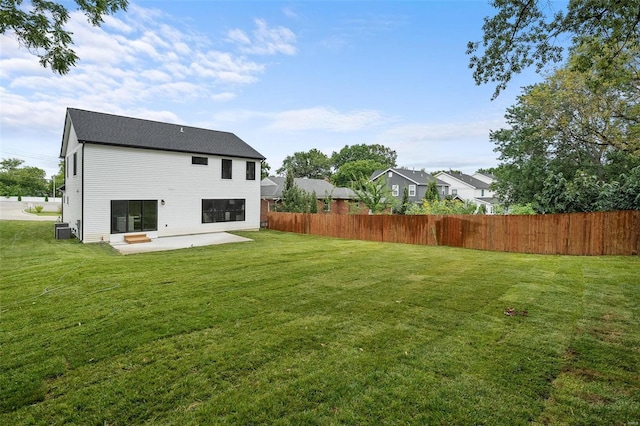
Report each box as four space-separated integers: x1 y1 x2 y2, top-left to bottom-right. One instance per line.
60 108 265 243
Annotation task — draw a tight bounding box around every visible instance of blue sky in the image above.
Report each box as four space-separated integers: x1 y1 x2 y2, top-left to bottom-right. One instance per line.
1 0 542 178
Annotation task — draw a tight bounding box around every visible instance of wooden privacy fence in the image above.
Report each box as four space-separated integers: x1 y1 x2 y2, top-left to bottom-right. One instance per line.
266 210 640 256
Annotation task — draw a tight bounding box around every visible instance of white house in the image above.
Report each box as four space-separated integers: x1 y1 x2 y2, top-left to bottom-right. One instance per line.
59 108 265 243
434 171 498 213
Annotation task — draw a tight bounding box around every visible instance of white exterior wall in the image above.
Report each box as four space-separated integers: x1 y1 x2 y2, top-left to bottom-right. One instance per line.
82 144 261 243
61 124 83 238
473 187 495 198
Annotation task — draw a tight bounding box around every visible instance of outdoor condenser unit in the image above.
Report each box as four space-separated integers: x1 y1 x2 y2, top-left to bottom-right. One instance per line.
55 227 71 240
54 222 69 237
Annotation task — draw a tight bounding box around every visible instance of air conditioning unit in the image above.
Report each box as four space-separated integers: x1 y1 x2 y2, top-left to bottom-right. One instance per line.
55 227 72 240
54 222 69 237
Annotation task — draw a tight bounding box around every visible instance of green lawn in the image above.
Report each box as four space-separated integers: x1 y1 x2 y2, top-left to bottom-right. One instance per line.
1 221 638 425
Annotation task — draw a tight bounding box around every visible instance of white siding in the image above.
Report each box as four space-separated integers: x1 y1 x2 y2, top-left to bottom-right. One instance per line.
82 144 261 243
61 124 83 239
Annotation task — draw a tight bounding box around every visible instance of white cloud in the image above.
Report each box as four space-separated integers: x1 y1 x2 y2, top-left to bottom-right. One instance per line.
268 107 383 131
228 19 297 56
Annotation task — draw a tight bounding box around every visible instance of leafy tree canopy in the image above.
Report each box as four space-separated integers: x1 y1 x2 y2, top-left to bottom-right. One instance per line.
261 161 271 180
424 180 440 202
468 0 640 98
0 158 49 196
491 42 640 212
407 199 478 215
431 169 462 176
331 159 386 188
277 169 318 213
331 144 397 170
276 149 332 179
352 176 396 214
1 0 128 74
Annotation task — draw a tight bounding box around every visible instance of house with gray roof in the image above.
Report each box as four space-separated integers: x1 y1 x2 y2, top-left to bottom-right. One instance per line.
370 168 449 205
434 171 499 213
260 176 363 222
59 108 265 243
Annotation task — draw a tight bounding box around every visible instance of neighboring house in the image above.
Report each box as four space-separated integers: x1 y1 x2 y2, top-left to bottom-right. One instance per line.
370 168 449 205
59 108 265 243
260 177 363 222
434 171 499 213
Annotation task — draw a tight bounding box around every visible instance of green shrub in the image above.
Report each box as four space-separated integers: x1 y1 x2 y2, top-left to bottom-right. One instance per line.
34 205 43 213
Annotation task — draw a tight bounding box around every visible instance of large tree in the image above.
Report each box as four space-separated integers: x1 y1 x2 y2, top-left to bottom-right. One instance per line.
0 158 48 196
491 44 640 212
1 0 128 74
331 143 397 170
468 0 640 98
276 149 332 179
331 159 386 188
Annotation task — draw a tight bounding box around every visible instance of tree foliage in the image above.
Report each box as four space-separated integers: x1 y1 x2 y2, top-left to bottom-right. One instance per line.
260 162 271 180
491 43 640 212
331 144 397 170
0 158 48 196
398 186 410 215
407 199 478 215
1 0 129 74
331 159 386 188
276 149 332 179
468 0 640 98
278 169 318 213
352 177 396 214
424 180 440 202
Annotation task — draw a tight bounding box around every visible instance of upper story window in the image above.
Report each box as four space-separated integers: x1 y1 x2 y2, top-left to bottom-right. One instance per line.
192 156 208 165
452 189 457 195
246 161 256 180
73 152 77 176
222 159 232 179
392 184 399 197
408 185 416 197
481 189 485 196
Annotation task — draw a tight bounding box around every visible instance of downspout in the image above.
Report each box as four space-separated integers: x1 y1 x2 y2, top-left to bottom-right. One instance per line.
81 143 85 242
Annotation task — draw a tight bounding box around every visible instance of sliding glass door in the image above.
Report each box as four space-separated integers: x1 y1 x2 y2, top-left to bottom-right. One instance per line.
111 200 158 234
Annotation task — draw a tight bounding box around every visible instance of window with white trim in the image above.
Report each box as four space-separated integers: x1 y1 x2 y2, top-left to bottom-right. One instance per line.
392 184 399 196
408 185 416 197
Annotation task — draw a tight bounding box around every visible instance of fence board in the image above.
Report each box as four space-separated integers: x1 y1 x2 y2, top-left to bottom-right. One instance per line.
267 211 639 256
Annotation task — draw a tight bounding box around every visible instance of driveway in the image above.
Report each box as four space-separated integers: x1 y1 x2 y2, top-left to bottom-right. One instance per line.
0 200 61 221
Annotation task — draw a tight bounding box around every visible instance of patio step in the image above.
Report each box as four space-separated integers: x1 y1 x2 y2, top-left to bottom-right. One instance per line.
124 233 151 244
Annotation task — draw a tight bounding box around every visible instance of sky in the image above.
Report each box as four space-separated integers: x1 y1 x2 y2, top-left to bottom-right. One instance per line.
1 0 544 179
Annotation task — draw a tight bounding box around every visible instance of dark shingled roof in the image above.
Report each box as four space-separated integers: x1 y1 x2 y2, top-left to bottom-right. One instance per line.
447 172 491 189
370 168 447 186
63 108 265 160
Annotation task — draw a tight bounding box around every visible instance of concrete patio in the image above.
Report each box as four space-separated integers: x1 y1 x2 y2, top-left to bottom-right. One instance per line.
109 232 253 255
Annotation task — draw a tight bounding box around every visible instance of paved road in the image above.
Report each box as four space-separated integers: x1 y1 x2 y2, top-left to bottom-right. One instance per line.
0 200 61 221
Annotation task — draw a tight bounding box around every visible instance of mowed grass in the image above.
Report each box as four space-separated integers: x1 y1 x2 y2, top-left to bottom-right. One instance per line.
1 221 638 425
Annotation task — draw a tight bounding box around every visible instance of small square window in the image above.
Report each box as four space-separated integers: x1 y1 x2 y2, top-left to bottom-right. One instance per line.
452 189 457 195
222 159 232 179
